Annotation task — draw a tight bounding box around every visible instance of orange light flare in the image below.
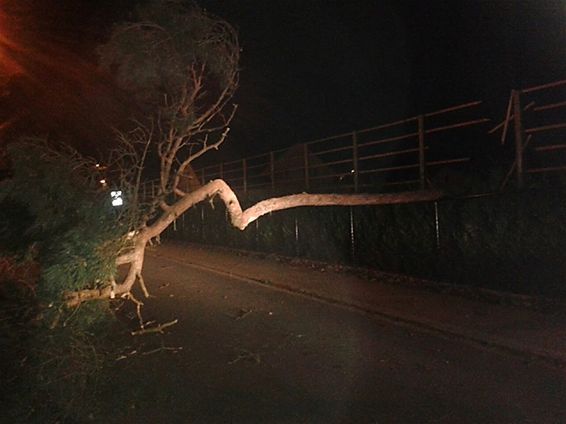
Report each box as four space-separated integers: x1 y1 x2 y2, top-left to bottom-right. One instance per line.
0 1 95 83
0 4 26 78
0 1 138 152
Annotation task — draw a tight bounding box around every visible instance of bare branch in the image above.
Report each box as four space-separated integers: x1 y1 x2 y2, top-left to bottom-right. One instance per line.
116 251 137 265
131 319 179 336
143 179 443 240
171 121 235 193
137 273 151 298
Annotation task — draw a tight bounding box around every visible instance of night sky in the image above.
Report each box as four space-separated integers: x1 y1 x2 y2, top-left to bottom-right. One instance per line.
0 0 564 161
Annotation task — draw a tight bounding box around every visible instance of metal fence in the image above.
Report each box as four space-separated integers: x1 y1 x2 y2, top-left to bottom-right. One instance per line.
194 79 566 196
194 100 490 195
138 80 565 200
490 79 566 189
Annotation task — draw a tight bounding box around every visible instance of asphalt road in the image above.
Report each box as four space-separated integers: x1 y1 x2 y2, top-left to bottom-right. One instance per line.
109 252 566 424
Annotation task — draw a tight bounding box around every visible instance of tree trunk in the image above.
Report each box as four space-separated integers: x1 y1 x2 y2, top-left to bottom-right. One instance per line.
65 179 442 306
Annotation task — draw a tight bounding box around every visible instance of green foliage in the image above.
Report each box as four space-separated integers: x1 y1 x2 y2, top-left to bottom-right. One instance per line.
0 196 34 255
25 303 121 421
0 140 134 421
0 290 127 422
0 140 127 303
98 0 238 107
432 191 566 294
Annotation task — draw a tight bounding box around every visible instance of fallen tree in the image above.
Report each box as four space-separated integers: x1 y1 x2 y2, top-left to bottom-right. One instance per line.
26 1 444 307
64 180 442 306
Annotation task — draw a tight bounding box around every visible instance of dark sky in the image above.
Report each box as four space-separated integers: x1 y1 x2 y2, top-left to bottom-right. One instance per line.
1 0 564 160
202 0 565 157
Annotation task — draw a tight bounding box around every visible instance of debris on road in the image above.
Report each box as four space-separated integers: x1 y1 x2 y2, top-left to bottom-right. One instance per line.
229 348 261 365
131 319 179 336
225 308 253 320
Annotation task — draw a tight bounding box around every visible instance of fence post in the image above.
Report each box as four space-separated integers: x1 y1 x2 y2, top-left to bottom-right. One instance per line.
349 206 356 263
255 219 259 250
270 151 275 192
434 201 440 250
512 89 525 188
352 131 359 192
242 159 247 194
303 143 310 191
294 215 299 257
418 115 426 189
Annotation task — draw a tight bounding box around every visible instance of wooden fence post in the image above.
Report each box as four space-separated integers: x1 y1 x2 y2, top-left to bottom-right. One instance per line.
512 90 525 188
418 115 426 189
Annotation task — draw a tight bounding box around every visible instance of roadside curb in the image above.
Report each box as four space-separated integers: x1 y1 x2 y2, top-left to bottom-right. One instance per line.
167 242 566 312
149 250 566 369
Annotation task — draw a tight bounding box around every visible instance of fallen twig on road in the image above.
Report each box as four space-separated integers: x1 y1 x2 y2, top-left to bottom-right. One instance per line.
131 319 179 336
229 348 261 364
142 345 183 356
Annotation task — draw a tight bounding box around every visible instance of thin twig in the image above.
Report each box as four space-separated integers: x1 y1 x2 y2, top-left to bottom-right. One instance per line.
137 273 151 298
228 348 261 365
131 319 179 336
142 346 183 356
124 292 145 329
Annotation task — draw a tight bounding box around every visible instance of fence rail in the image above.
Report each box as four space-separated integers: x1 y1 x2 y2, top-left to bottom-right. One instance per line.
193 79 565 196
136 80 564 200
195 99 491 195
494 79 566 189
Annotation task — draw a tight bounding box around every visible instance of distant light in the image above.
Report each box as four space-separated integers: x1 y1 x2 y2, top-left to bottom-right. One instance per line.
350 169 355 173
110 190 123 207
100 179 106 185
95 163 100 168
